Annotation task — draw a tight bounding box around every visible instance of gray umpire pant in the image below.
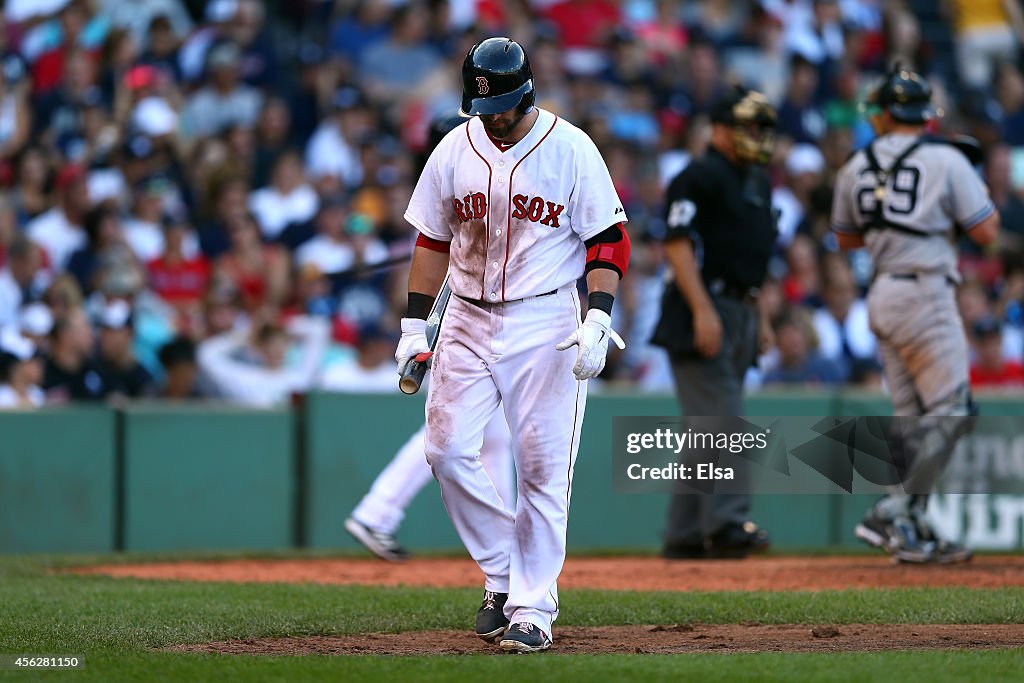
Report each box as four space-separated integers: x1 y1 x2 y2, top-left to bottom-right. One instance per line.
664 297 759 547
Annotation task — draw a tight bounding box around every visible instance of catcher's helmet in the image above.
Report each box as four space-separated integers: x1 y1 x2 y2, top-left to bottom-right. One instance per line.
870 68 935 123
461 37 535 117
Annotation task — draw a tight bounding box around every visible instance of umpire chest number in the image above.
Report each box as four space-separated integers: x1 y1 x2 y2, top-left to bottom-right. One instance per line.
857 167 921 216
667 199 697 228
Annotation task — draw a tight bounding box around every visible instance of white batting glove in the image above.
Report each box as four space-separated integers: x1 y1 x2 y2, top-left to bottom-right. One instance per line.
396 318 430 375
555 309 625 380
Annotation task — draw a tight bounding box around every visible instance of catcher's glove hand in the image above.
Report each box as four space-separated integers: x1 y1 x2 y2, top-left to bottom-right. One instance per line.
555 309 625 380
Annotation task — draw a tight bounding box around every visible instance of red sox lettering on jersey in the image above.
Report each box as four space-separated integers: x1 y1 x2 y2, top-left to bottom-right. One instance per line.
406 108 624 302
452 193 565 228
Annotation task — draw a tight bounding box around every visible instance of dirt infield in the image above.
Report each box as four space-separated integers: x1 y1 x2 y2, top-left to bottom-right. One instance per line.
171 624 1024 655
73 555 1024 592
74 555 1024 656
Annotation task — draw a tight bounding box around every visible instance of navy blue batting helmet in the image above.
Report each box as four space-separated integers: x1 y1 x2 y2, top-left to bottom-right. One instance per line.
460 37 535 117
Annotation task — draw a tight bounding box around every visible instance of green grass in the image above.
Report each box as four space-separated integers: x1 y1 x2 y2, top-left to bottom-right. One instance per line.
3 651 1019 683
0 555 1020 682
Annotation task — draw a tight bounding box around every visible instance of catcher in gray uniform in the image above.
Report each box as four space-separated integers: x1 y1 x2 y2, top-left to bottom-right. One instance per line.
831 67 999 563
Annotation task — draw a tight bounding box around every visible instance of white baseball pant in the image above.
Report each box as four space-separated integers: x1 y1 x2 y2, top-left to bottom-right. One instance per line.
424 287 587 636
351 410 515 534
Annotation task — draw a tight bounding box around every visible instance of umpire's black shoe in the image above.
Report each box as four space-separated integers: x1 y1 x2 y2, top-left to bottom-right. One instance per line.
475 591 509 643
661 540 709 559
500 622 552 653
707 521 771 559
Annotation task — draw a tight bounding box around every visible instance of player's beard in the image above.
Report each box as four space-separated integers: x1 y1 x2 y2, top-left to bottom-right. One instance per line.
480 109 525 140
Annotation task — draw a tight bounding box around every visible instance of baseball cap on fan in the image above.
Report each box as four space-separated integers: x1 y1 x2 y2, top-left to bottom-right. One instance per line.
206 0 238 23
124 64 158 91
98 300 134 330
785 144 825 176
4 0 69 22
18 303 54 338
0 328 37 362
132 97 178 137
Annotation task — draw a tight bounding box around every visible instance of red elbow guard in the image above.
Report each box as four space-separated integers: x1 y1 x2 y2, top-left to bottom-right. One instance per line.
585 223 630 277
416 232 451 253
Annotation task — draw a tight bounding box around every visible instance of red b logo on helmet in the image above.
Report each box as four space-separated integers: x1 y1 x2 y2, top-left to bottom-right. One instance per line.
476 77 489 95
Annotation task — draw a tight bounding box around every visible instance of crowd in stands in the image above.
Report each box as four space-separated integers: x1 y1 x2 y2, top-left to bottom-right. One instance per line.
0 0 1022 409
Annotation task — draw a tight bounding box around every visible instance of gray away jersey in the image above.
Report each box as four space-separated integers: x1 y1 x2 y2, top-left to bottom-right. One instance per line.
831 133 994 281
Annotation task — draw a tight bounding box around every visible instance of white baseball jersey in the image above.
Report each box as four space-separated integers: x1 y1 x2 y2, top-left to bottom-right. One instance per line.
405 108 626 302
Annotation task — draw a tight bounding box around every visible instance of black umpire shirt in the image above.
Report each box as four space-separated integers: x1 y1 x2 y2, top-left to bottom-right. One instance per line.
651 147 775 356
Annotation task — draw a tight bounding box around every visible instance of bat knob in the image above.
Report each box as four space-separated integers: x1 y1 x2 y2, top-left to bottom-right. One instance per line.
399 358 430 395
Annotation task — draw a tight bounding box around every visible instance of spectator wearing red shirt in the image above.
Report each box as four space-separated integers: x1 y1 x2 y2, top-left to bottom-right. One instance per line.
214 212 290 315
545 0 622 74
632 0 688 67
546 0 621 48
31 2 99 94
780 235 822 306
970 317 1024 387
147 215 211 334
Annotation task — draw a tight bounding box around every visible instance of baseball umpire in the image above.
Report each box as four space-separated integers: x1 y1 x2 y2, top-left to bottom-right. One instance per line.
831 67 999 563
651 86 775 559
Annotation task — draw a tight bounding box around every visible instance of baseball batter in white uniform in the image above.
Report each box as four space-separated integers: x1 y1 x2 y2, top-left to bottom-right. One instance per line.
397 37 630 652
832 68 999 563
346 115 518 563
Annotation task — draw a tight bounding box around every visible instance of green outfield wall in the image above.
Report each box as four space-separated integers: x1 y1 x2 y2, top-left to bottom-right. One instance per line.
0 393 1021 554
0 407 116 553
121 405 295 552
